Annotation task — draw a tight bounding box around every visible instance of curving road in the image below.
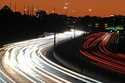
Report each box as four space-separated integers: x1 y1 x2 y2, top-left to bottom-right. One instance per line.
80 32 125 75
0 30 102 83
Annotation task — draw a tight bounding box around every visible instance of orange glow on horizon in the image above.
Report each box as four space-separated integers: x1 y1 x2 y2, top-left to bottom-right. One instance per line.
0 0 125 17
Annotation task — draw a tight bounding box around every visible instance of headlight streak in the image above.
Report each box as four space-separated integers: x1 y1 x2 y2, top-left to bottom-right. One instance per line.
3 47 38 83
38 47 101 83
0 30 102 83
31 49 71 83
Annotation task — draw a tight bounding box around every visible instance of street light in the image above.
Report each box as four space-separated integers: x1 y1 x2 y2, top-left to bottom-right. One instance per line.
88 9 92 16
54 32 56 49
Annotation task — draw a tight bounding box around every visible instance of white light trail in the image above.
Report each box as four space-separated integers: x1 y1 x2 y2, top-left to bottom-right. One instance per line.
1 30 101 83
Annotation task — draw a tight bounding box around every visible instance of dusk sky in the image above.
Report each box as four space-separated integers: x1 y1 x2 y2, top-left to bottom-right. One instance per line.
0 0 125 17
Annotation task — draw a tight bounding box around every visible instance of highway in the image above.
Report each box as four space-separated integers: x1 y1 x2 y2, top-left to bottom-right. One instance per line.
0 30 102 83
80 32 125 75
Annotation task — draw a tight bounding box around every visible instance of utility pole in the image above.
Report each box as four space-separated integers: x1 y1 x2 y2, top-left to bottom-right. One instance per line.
9 0 12 8
14 0 16 12
27 5 30 15
53 8 56 50
31 4 35 16
73 19 76 39
24 5 26 15
54 32 56 49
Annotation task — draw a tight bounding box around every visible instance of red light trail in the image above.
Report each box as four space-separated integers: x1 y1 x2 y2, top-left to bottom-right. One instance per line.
80 32 125 75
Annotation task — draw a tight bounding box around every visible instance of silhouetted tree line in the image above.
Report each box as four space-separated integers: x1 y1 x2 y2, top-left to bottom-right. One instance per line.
0 5 71 44
0 5 125 44
80 15 125 26
0 5 70 33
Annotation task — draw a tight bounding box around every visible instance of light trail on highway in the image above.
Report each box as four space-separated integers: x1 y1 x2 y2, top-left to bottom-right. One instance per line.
0 30 102 83
80 32 125 75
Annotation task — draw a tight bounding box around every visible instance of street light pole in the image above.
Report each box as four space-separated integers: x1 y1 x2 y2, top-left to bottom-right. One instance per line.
74 27 75 39
73 21 76 39
52 8 56 50
116 31 119 44
54 32 56 49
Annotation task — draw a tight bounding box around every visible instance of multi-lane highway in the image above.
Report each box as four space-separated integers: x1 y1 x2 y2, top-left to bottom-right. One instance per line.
80 32 125 75
0 30 102 83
